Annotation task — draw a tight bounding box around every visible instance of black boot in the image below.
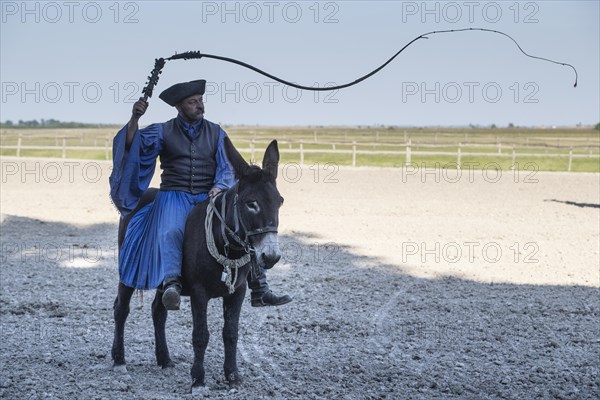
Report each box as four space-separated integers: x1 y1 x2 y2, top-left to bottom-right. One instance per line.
251 290 292 307
162 276 182 310
248 266 291 307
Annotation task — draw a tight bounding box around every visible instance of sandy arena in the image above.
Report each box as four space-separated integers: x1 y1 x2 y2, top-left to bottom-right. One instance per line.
1 157 598 399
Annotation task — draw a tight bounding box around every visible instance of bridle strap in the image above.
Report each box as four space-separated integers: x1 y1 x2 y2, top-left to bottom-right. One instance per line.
220 191 230 255
245 226 278 237
233 194 240 237
235 194 248 239
208 192 248 252
234 194 278 239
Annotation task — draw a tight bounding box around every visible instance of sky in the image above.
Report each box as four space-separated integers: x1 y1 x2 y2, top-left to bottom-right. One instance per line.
1 0 599 127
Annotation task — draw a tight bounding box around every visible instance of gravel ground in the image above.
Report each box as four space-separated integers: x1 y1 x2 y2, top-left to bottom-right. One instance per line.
1 157 599 399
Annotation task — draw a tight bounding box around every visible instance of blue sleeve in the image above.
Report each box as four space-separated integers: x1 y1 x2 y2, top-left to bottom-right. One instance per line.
109 123 163 216
212 128 237 190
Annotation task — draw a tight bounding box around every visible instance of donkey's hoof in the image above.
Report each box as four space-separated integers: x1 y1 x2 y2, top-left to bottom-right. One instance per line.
226 371 243 385
159 360 175 369
112 364 128 373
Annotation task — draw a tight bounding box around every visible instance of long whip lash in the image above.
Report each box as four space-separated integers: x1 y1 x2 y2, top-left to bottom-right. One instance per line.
140 27 578 100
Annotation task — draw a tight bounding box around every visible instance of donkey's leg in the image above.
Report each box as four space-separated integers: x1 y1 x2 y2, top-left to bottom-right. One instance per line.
190 286 210 391
222 284 247 385
112 282 135 371
152 289 174 368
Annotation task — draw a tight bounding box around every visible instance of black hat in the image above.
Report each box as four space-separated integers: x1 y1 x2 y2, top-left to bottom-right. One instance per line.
159 80 206 106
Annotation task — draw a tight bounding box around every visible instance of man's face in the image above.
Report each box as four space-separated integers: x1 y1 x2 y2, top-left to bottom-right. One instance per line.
176 94 204 122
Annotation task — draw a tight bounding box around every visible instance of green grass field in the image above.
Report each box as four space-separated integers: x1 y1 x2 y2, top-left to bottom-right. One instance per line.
1 127 598 172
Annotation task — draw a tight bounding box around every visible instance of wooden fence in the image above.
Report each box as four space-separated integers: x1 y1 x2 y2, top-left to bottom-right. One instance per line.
4 136 112 159
3 140 597 172
240 140 598 172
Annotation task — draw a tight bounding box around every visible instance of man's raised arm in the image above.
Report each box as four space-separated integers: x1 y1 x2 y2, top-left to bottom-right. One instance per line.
126 97 149 149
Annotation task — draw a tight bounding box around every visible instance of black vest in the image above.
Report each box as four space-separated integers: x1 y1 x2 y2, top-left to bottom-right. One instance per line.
159 118 221 194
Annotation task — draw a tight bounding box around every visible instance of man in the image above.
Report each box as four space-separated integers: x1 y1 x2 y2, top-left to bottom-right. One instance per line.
109 79 291 310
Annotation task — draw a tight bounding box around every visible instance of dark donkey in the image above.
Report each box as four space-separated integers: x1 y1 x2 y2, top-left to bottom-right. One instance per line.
112 138 284 392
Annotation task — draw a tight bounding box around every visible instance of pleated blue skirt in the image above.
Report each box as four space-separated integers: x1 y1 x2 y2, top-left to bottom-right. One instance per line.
118 190 208 289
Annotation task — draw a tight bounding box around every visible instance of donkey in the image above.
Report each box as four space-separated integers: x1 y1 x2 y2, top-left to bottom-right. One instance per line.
111 138 284 392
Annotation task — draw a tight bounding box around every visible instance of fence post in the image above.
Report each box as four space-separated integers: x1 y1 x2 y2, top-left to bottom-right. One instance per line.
511 146 516 168
497 142 502 154
405 140 411 165
105 138 110 160
62 138 67 158
352 141 357 167
568 147 573 172
250 139 256 162
16 134 22 157
300 141 304 166
313 130 317 143
332 143 336 151
457 143 462 166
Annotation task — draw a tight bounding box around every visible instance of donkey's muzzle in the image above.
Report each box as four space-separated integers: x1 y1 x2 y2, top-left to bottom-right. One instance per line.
261 252 281 269
254 233 281 269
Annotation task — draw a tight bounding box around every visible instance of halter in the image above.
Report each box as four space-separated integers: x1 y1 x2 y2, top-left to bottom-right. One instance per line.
204 189 277 294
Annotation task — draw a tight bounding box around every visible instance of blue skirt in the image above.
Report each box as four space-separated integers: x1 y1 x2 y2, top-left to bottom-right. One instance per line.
119 190 208 289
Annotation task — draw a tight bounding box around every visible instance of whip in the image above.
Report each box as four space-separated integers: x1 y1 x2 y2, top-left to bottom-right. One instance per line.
139 27 578 102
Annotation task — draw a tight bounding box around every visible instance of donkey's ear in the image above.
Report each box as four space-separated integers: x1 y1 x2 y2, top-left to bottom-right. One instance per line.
262 140 279 180
224 136 249 179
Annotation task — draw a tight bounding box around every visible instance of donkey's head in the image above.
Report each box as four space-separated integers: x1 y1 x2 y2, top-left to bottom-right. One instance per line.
224 137 283 269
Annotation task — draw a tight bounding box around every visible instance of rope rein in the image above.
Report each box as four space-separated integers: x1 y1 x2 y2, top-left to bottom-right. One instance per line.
204 194 251 294
140 27 578 100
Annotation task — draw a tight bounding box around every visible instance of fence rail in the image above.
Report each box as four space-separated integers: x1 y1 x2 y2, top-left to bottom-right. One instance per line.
2 137 111 159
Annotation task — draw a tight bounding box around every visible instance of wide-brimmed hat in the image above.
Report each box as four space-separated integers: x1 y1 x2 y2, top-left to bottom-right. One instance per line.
159 79 206 106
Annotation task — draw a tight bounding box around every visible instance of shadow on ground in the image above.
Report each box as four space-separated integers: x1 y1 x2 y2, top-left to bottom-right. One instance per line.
1 215 598 399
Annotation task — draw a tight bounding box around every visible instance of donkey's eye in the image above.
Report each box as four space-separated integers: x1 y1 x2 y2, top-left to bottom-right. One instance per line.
246 201 260 213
